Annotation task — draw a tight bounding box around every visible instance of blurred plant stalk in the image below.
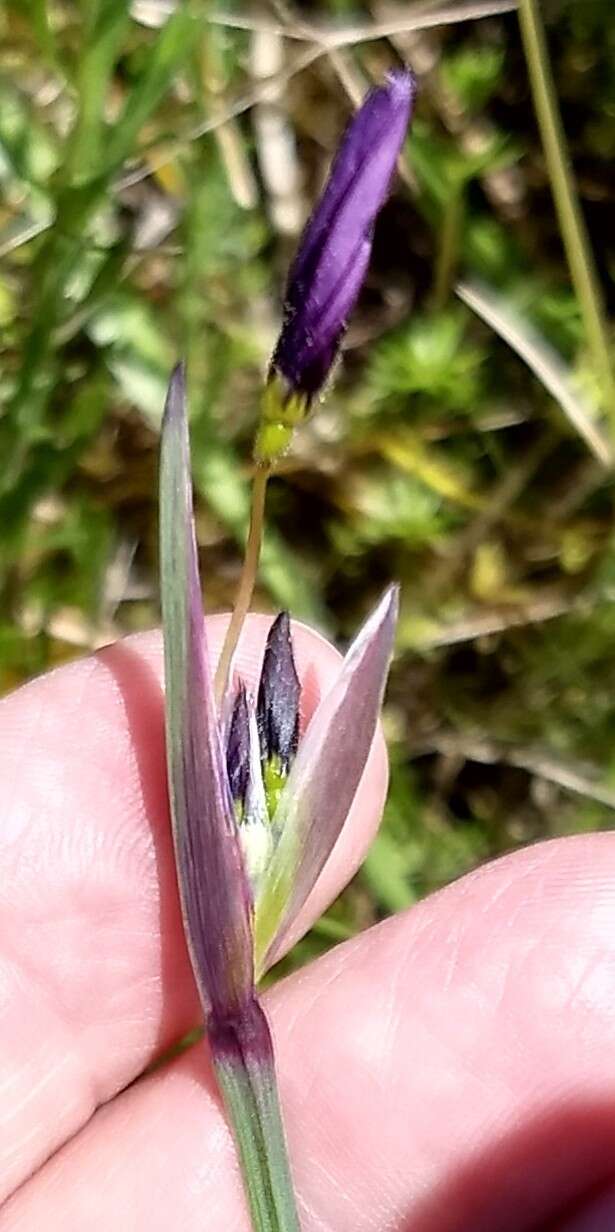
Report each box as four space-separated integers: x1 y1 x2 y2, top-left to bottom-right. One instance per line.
517 0 615 440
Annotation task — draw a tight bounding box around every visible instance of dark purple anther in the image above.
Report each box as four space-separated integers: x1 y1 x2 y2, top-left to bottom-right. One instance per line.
257 612 301 770
227 683 251 808
270 68 416 402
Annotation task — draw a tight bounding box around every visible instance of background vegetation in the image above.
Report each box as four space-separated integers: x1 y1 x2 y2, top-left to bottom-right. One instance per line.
2 0 615 971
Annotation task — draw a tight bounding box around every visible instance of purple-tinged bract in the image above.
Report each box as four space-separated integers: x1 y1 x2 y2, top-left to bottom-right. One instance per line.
270 69 416 401
159 362 399 1232
159 364 254 1021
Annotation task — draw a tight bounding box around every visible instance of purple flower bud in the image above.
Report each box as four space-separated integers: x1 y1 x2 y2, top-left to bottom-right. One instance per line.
227 682 251 808
257 611 300 771
270 68 416 402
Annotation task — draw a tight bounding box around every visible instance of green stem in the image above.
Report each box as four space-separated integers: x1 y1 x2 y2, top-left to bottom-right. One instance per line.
517 0 615 430
430 185 464 312
209 999 301 1232
214 465 270 704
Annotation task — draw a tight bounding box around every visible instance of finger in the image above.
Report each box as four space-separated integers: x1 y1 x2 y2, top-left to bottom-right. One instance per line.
555 1184 615 1231
0 618 386 1201
5 833 615 1231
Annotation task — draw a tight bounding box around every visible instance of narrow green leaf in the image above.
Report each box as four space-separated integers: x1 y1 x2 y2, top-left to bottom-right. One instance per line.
102 6 198 175
25 0 58 64
457 277 611 466
67 0 132 184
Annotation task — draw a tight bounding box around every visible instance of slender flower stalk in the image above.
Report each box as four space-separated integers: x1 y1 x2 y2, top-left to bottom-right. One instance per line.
215 68 416 702
214 464 269 704
160 365 398 1232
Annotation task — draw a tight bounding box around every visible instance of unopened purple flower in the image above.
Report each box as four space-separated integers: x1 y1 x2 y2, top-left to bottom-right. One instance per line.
257 611 300 771
159 364 398 1227
270 69 416 403
226 682 251 811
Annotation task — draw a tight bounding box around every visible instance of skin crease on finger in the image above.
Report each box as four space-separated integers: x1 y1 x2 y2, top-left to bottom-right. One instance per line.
3 836 615 1230
0 617 387 1203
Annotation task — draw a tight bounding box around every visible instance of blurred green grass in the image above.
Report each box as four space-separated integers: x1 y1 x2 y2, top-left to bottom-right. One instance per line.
2 0 615 972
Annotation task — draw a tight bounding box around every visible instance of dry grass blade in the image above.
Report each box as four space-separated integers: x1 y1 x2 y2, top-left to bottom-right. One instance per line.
116 43 324 190
209 0 519 44
457 278 612 467
0 216 53 259
119 0 518 190
413 730 615 812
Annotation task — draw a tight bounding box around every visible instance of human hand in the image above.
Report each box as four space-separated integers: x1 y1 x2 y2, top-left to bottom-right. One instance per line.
0 620 613 1231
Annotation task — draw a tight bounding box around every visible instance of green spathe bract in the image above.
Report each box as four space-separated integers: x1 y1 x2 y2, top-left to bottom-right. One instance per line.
159 365 398 1231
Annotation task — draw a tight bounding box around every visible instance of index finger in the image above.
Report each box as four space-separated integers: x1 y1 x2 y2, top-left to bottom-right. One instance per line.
5 833 615 1231
0 617 387 1201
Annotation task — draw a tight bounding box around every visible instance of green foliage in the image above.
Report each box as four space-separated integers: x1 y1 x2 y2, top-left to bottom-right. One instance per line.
441 44 505 112
331 472 452 552
367 311 486 414
364 756 491 909
2 2 615 970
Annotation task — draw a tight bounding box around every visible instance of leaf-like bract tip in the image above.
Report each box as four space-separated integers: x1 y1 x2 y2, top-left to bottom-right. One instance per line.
254 585 399 973
159 364 254 1020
